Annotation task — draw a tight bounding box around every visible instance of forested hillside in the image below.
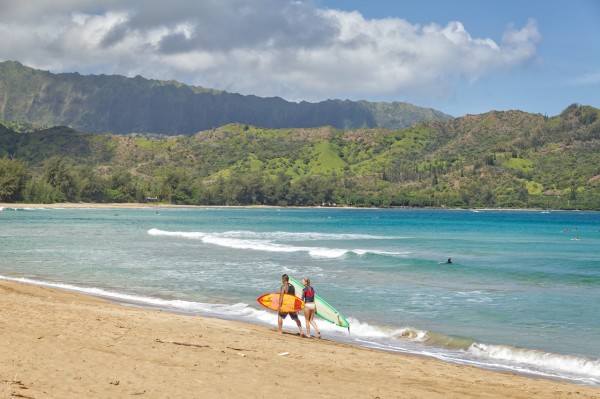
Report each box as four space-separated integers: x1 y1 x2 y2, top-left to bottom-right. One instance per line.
0 61 451 134
1 104 599 210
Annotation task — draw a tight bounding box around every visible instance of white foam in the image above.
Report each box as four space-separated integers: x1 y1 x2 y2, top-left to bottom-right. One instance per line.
148 228 207 239
2 274 598 385
220 230 404 241
148 228 410 259
470 343 600 380
352 249 410 256
1 206 49 211
0 274 274 323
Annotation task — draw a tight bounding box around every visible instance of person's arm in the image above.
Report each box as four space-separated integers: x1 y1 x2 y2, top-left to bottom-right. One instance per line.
278 284 286 310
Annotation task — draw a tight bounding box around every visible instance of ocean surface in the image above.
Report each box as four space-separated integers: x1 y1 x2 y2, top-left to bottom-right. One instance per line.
1 206 599 385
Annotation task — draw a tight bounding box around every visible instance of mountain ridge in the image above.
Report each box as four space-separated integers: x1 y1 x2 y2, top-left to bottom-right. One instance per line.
0 60 452 135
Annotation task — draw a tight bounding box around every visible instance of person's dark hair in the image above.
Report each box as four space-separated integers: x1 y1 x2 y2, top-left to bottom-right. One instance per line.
282 274 289 281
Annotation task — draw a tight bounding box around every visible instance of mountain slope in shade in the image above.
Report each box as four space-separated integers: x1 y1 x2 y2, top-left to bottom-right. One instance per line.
0 61 452 135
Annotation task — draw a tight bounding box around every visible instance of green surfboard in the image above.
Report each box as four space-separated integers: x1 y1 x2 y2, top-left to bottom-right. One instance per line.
290 276 350 330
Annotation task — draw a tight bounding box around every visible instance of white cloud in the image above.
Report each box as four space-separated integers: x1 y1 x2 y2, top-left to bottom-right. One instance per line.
0 1 542 102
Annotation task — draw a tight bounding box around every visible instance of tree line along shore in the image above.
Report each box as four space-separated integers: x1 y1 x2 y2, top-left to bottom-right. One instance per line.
1 104 599 210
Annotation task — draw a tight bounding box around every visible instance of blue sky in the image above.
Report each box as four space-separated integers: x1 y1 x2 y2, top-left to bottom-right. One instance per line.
320 0 600 116
0 0 598 117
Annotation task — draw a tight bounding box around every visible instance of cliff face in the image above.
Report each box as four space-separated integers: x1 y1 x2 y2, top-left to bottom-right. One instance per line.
0 61 452 135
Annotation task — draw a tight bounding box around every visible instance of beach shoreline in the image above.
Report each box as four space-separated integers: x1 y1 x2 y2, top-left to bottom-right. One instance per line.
1 279 599 398
1 202 185 209
0 202 582 212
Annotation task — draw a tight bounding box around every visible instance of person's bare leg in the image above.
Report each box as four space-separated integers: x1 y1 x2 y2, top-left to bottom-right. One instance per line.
295 318 304 337
310 311 321 338
304 309 311 337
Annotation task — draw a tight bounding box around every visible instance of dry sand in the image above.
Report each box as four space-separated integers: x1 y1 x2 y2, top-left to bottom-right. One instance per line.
0 202 168 209
1 280 598 399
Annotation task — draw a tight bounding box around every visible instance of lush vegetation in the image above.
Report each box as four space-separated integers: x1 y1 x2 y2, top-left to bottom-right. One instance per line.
0 61 451 135
1 104 599 210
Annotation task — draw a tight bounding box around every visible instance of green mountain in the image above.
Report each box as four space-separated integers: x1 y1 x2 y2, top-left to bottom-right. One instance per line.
1 104 599 209
0 61 452 135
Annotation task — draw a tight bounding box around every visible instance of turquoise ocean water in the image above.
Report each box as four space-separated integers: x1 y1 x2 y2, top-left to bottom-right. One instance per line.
1 206 599 385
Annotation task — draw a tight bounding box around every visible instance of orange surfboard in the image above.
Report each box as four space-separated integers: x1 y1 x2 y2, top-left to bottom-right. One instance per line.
257 292 304 313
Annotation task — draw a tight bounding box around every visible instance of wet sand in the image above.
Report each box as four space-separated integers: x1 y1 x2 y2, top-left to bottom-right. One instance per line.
1 280 598 399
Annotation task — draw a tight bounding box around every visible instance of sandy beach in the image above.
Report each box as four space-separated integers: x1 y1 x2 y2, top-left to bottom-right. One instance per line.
1 280 598 399
0 202 172 209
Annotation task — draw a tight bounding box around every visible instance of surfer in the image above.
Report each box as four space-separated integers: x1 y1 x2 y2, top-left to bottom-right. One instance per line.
278 274 304 337
301 277 321 339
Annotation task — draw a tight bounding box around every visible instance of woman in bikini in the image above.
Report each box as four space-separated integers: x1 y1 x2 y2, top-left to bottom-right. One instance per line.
301 277 321 338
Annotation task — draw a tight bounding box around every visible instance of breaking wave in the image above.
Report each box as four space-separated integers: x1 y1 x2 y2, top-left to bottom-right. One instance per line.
148 228 409 259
